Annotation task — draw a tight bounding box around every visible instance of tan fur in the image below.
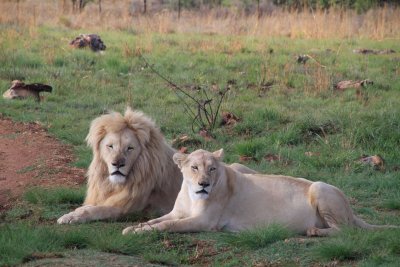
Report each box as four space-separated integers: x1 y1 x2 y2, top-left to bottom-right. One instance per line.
3 88 40 101
123 149 397 236
57 108 183 224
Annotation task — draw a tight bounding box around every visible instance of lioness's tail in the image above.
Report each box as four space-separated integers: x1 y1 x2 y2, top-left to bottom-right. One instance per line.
354 216 399 230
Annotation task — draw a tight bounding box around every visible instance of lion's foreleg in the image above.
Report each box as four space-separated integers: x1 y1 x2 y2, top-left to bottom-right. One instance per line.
57 205 124 224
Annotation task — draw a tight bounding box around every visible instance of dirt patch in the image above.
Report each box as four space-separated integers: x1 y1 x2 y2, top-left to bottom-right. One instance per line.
0 115 85 210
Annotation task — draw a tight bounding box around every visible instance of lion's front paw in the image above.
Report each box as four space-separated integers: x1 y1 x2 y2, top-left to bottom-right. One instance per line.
57 211 87 224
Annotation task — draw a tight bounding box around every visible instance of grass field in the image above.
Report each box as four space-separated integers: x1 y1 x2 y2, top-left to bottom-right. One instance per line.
1 12 400 266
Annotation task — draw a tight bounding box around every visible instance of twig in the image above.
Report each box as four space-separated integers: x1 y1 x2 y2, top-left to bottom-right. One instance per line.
138 53 202 129
304 54 327 68
137 51 229 134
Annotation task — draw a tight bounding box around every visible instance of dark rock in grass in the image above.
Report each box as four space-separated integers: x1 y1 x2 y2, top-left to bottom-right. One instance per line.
3 80 52 102
358 155 385 171
296 54 310 64
220 111 240 126
334 79 373 91
69 34 106 52
353 48 396 55
171 134 202 149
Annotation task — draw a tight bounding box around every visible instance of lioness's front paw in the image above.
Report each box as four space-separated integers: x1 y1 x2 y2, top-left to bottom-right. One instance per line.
122 224 153 235
57 211 87 224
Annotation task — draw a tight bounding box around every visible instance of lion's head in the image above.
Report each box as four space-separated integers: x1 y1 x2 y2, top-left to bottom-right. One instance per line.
86 107 166 186
173 149 224 200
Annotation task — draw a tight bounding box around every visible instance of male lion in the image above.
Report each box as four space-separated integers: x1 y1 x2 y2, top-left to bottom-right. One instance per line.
123 149 396 236
57 108 183 224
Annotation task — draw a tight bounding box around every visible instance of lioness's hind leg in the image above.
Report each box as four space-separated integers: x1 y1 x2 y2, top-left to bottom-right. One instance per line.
307 226 339 237
307 214 341 237
308 182 355 236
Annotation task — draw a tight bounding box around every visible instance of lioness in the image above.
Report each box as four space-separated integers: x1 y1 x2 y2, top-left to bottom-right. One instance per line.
123 149 396 236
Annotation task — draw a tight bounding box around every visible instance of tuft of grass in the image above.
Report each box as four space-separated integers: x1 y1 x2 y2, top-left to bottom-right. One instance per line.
382 199 400 211
0 224 63 266
312 228 400 263
313 240 362 261
24 187 85 205
222 224 295 249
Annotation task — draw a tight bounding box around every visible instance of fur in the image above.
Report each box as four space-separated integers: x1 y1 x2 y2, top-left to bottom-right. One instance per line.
57 108 182 224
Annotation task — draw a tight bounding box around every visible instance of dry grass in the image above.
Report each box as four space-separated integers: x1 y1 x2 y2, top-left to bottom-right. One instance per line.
1 0 400 39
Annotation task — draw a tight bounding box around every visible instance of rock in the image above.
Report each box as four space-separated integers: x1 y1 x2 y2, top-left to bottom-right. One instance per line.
3 80 52 102
69 34 106 52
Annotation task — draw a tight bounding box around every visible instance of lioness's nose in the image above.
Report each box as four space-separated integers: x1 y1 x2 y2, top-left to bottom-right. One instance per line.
112 159 125 168
198 181 210 187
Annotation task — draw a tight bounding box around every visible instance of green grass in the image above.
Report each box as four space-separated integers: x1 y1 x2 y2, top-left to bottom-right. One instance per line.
222 224 295 249
312 228 400 265
23 187 85 205
0 24 399 266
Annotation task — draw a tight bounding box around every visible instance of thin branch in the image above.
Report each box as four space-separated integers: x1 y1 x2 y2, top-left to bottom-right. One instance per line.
138 53 202 129
212 88 229 130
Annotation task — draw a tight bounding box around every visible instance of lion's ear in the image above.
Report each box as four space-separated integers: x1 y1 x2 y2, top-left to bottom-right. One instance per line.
134 127 151 145
212 149 224 161
173 152 187 169
124 108 154 145
86 117 107 149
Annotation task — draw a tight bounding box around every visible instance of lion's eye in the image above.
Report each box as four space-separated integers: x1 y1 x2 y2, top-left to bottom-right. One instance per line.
191 166 198 171
127 146 134 151
210 167 216 172
107 144 113 149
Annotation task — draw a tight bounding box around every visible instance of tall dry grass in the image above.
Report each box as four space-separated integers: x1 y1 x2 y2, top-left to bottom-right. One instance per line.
0 0 399 39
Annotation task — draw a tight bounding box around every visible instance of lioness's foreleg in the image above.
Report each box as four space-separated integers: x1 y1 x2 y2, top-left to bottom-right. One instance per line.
123 217 212 234
57 205 124 224
122 212 178 234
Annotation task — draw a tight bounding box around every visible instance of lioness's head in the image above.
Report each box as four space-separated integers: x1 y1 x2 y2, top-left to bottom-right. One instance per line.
173 149 224 200
86 107 160 185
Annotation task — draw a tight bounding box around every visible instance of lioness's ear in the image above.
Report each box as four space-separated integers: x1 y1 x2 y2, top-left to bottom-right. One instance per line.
173 152 187 169
213 149 224 161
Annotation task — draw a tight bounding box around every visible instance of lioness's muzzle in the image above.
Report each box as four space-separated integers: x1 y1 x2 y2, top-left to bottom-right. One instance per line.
196 189 208 194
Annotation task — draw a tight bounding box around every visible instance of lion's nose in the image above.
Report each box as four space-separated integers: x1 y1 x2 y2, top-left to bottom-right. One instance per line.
112 159 125 168
198 181 210 187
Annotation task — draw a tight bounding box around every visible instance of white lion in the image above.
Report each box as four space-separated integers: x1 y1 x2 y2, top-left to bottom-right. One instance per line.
57 108 184 224
123 149 396 236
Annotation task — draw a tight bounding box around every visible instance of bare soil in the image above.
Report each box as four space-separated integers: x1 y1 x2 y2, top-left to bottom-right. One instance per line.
0 115 86 210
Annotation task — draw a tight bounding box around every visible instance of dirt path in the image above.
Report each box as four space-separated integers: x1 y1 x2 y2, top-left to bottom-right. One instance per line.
0 115 86 210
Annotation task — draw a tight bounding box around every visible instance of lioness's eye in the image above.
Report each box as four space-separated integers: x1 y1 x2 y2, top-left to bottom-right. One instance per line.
107 144 113 149
191 166 198 171
210 167 216 172
127 146 134 151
